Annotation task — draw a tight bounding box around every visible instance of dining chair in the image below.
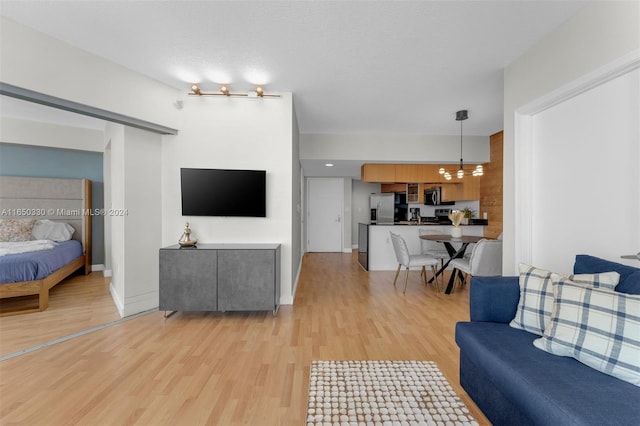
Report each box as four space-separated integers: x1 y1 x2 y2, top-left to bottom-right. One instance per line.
390 232 440 293
448 238 503 291
418 228 449 269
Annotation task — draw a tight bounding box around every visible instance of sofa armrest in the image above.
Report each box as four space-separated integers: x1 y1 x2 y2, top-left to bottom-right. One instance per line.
469 276 520 323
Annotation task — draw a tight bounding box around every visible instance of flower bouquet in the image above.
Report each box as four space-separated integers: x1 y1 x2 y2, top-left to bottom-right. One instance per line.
448 210 464 238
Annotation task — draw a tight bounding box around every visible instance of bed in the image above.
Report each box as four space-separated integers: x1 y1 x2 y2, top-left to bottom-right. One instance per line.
0 176 92 316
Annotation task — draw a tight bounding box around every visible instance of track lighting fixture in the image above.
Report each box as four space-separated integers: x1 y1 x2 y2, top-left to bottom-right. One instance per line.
438 109 484 180
188 84 280 98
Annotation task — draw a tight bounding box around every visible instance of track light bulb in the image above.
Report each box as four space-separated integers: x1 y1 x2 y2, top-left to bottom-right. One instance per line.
256 86 264 97
220 85 230 96
191 84 201 95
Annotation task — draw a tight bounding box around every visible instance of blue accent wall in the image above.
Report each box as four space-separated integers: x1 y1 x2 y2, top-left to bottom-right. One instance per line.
0 143 104 264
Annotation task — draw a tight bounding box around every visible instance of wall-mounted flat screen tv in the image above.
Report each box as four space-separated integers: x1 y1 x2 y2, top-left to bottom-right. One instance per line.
181 168 266 217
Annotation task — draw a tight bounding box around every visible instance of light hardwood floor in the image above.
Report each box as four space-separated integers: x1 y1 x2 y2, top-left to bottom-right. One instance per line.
0 252 489 425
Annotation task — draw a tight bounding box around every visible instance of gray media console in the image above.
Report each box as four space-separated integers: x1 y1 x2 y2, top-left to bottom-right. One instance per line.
159 243 281 314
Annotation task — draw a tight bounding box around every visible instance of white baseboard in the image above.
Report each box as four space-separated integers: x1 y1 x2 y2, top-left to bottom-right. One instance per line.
109 281 158 318
103 269 113 277
343 247 352 253
280 256 303 305
91 264 105 272
109 281 124 318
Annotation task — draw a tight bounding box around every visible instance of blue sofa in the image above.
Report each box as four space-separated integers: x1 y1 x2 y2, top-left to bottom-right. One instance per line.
455 255 640 425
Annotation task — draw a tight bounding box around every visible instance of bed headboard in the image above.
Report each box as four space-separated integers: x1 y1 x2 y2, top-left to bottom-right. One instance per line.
0 176 92 272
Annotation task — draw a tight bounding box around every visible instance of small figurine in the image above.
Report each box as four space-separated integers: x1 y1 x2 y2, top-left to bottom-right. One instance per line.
178 222 197 247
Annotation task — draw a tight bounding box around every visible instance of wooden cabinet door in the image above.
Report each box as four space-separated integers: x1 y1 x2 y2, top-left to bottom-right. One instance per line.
361 164 396 182
395 164 419 183
441 183 463 202
381 183 407 193
462 177 480 200
417 165 441 183
361 164 396 183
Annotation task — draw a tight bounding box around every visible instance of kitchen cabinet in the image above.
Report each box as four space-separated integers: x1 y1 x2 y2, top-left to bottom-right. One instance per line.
417 165 442 183
395 165 420 183
461 176 480 200
440 183 463 202
361 164 396 183
381 183 406 193
407 183 420 203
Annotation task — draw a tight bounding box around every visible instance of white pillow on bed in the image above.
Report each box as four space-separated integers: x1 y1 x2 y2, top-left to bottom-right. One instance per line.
31 220 76 242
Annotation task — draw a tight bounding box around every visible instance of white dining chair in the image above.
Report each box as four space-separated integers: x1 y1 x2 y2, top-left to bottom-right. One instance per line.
390 232 441 293
448 238 502 290
418 228 449 269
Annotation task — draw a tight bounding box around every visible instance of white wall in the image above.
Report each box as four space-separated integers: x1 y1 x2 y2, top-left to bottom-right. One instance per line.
351 180 381 246
161 94 296 304
301 133 489 163
527 68 639 273
503 1 640 274
0 17 180 130
0 117 104 152
291 106 302 296
105 124 162 316
122 126 162 314
105 123 125 312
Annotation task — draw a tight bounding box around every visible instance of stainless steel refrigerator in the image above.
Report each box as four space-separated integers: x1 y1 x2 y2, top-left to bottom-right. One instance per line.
370 193 394 224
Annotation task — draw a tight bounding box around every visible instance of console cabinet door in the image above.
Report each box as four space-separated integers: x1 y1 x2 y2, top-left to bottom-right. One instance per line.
159 249 217 311
217 249 276 311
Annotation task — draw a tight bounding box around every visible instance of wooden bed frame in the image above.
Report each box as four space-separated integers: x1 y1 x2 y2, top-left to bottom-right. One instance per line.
0 177 92 316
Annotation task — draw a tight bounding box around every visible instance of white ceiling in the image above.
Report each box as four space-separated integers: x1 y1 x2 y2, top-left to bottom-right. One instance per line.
0 0 589 137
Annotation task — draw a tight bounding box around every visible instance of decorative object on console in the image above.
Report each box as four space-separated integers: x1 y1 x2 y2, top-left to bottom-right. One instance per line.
448 210 464 238
438 110 484 180
178 222 197 247
189 84 280 98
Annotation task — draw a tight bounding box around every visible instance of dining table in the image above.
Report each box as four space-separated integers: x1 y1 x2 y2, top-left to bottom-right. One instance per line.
418 234 485 294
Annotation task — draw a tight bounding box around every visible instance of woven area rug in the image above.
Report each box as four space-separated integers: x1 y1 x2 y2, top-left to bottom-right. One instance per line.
306 360 478 426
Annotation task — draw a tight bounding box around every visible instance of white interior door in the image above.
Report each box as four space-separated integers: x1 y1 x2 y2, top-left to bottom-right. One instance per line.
307 178 343 252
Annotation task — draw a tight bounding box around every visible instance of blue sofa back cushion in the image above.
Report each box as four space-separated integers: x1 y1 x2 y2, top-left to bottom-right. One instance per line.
574 254 640 294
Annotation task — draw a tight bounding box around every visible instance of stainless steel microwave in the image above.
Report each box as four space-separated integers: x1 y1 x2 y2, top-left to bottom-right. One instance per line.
424 187 454 206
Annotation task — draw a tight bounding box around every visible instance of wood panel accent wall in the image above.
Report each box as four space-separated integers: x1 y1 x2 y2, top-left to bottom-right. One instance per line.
481 131 503 239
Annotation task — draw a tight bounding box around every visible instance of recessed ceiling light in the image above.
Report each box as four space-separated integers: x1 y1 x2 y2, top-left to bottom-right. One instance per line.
325 163 334 167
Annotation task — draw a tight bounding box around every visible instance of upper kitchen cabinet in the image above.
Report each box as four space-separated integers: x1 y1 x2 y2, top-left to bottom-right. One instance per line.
461 175 480 200
361 164 396 183
417 165 442 183
394 165 420 183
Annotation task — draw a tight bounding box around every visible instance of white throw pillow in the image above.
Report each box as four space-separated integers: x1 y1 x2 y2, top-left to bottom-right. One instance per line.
31 219 76 242
509 264 620 336
533 276 640 387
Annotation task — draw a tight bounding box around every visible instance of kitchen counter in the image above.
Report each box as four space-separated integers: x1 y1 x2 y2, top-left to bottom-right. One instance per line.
366 223 485 271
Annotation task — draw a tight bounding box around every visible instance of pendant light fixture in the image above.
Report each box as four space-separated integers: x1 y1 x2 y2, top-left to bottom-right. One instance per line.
438 109 483 180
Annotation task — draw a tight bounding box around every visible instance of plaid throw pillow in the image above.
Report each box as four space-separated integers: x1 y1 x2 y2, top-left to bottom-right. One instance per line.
509 264 620 336
533 276 640 387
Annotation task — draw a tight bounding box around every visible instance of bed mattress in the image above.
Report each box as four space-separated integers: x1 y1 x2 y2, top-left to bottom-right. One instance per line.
0 240 83 283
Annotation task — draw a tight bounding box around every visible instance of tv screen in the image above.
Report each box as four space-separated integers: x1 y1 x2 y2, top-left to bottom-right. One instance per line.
181 168 266 217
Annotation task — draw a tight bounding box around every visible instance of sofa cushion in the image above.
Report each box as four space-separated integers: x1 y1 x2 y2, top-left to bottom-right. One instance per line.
509 264 620 336
574 254 640 294
534 277 640 386
456 321 640 425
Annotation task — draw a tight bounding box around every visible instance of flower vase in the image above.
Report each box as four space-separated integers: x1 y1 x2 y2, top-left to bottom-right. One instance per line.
451 226 463 238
